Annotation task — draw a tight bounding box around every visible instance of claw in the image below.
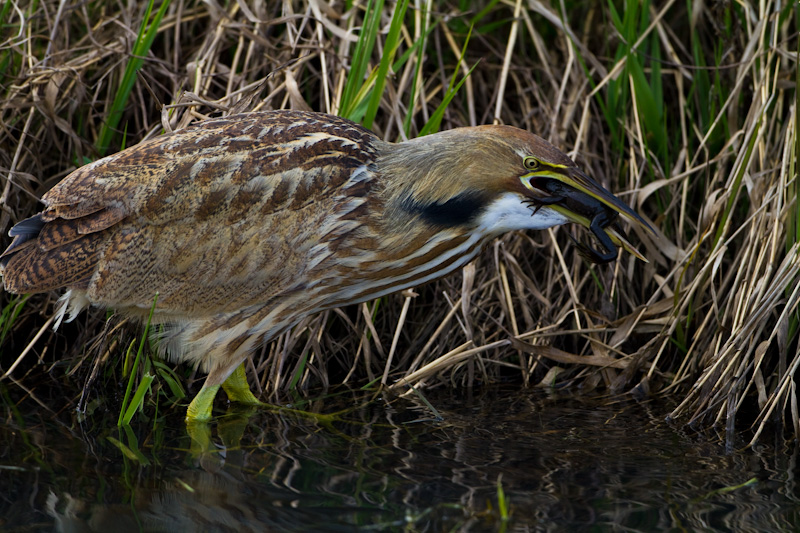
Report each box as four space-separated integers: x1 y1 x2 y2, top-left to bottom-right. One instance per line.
525 195 565 218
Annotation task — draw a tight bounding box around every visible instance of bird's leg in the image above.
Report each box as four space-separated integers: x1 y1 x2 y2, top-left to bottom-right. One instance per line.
185 362 262 421
220 362 262 405
186 384 221 421
186 362 263 460
185 361 263 422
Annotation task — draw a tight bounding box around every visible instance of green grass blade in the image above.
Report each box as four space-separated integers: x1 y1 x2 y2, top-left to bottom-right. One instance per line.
106 436 141 461
107 429 151 465
96 0 171 156
470 0 501 26
122 425 151 465
417 63 478 136
121 373 155 425
121 339 137 378
629 56 667 161
152 360 186 400
419 26 478 137
0 294 29 348
117 293 159 426
362 0 409 129
712 117 761 251
288 350 310 391
339 0 385 119
403 1 430 136
497 475 509 521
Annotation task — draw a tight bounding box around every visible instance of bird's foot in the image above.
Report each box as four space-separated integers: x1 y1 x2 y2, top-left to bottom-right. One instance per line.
185 363 264 424
220 363 263 406
186 384 221 422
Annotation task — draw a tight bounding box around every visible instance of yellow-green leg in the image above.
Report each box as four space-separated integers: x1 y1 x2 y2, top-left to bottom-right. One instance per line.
186 384 220 421
220 362 262 405
185 363 262 459
185 362 261 422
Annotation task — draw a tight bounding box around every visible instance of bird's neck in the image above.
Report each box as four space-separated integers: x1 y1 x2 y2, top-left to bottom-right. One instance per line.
376 135 494 232
373 135 569 238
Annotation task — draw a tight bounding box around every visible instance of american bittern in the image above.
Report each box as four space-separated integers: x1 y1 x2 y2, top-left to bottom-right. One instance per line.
1 110 651 421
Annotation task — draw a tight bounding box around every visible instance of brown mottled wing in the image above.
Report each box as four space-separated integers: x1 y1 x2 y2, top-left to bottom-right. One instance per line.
1 200 126 293
2 111 382 316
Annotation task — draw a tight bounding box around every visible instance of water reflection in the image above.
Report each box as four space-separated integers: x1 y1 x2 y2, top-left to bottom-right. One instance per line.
2 385 799 531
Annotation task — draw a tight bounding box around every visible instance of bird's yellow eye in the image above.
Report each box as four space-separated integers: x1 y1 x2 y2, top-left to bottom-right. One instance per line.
523 156 540 171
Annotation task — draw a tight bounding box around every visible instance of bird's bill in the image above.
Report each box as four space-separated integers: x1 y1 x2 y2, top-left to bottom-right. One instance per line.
524 167 653 262
561 168 654 233
606 225 648 262
548 205 649 262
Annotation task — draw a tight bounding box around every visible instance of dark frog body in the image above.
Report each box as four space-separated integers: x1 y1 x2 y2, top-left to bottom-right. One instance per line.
533 178 621 263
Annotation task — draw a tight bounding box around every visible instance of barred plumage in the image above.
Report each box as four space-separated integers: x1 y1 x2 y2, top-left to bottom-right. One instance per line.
0 110 652 421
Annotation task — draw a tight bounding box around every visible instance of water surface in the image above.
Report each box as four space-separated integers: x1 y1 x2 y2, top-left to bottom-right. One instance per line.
1 385 798 531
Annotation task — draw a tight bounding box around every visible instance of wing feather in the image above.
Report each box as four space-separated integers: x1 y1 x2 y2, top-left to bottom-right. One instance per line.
1 111 384 319
2 231 106 292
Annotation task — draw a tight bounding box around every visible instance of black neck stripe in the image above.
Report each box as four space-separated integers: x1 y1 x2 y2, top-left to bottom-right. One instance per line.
401 192 487 227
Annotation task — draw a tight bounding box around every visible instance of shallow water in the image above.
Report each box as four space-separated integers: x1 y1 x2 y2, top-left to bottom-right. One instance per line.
1 385 798 532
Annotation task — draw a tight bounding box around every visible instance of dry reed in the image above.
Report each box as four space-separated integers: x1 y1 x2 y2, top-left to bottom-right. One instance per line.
0 0 797 443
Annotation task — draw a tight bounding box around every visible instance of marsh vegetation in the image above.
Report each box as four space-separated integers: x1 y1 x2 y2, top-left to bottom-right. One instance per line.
0 0 798 444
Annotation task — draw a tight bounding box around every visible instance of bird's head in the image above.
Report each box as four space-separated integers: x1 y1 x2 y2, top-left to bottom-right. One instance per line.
380 124 653 263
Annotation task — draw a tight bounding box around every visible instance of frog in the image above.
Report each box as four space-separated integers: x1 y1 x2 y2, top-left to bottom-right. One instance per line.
531 178 620 264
